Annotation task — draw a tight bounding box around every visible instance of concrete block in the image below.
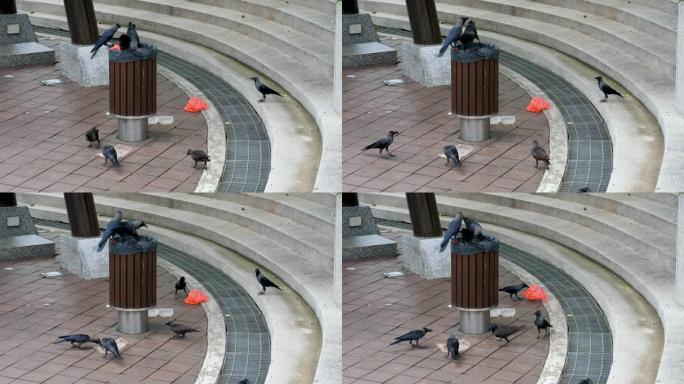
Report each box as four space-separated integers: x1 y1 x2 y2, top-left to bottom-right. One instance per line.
58 43 109 87
0 206 37 237
399 42 450 87
0 234 55 260
343 42 397 68
343 234 397 260
56 236 109 279
0 41 54 68
399 234 450 279
0 14 38 45
342 206 379 237
676 2 684 115
342 13 379 45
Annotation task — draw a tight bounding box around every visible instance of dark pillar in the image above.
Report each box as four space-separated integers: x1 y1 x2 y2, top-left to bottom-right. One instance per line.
64 193 101 238
0 1 17 14
0 193 17 207
342 0 359 14
405 0 442 45
342 193 359 207
406 193 442 237
63 0 99 45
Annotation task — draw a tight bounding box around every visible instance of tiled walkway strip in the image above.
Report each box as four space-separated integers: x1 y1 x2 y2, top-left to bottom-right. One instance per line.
34 218 271 384
377 219 613 383
35 27 271 193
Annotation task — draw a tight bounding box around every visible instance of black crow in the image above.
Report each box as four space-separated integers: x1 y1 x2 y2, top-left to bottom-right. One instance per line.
499 283 529 301
97 210 123 252
96 337 121 358
175 276 187 297
91 24 120 59
187 149 211 169
256 268 281 295
390 327 432 346
578 187 591 193
446 335 460 360
110 220 147 241
439 212 463 252
118 34 131 51
85 127 100 148
54 334 93 348
534 310 552 338
438 17 468 57
462 217 483 244
579 379 594 384
250 77 282 103
595 76 623 103
166 321 199 339
238 380 250 384
531 140 550 168
444 145 461 168
458 20 479 49
489 324 521 344
102 145 119 167
127 22 139 49
362 130 399 157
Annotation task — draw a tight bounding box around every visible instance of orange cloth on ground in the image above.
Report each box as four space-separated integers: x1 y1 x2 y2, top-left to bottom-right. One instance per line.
184 97 208 113
184 289 208 305
522 284 548 302
526 97 550 113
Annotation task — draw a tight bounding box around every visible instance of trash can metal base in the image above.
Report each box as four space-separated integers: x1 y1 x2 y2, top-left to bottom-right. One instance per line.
459 308 490 335
459 116 491 142
117 116 149 142
117 308 149 334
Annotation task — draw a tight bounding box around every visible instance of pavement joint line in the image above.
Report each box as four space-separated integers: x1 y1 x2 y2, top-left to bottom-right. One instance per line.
157 66 226 193
499 66 567 193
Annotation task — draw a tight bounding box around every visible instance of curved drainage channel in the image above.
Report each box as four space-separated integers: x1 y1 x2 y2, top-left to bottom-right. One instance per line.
376 218 613 384
34 218 271 384
376 26 613 192
35 27 271 193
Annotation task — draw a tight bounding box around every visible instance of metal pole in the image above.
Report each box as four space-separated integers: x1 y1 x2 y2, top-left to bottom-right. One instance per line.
406 193 442 237
64 193 101 237
342 0 359 14
342 193 359 207
0 193 17 207
405 0 442 45
0 1 17 14
63 0 99 45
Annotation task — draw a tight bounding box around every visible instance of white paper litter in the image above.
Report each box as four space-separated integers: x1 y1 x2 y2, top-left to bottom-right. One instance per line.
3 75 14 78
148 115 174 125
438 144 475 161
41 79 63 86
93 338 127 354
40 271 63 278
3 267 14 271
490 308 516 318
383 271 405 278
383 79 405 86
436 338 472 354
148 308 174 318
490 115 516 125
96 144 133 161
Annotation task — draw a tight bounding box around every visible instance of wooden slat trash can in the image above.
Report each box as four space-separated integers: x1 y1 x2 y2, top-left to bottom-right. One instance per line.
451 43 499 142
109 44 158 142
451 235 500 334
109 235 157 334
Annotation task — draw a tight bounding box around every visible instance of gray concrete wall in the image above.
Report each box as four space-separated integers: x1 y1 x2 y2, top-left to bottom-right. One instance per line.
677 3 684 114
677 193 684 307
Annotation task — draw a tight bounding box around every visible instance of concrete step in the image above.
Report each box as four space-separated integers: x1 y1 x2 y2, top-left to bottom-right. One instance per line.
0 41 55 68
105 193 333 259
451 193 675 259
360 0 675 78
212 193 336 235
0 234 55 260
188 0 335 42
342 42 398 68
342 234 397 260
641 192 679 208
361 193 684 384
627 0 678 15
363 7 684 191
359 192 674 273
527 0 677 43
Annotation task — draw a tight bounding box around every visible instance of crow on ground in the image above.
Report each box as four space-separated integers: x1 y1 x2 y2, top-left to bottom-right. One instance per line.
250 77 282 103
54 334 93 348
166 321 199 339
579 379 594 384
85 127 100 148
446 335 460 360
439 212 463 252
91 24 120 59
187 149 211 169
438 17 468 57
97 337 121 358
256 268 282 295
102 145 119 167
534 310 552 338
390 327 432 346
362 131 399 157
175 276 188 297
595 76 623 103
499 283 529 301
489 324 521 344
444 145 461 168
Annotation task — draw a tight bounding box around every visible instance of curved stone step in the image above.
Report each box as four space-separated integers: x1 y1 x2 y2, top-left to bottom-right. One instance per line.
362 194 683 384
363 6 684 192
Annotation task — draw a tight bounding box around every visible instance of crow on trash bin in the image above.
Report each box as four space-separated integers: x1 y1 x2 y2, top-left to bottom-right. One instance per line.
439 212 463 252
127 22 139 49
97 210 123 252
91 24 120 59
438 17 468 57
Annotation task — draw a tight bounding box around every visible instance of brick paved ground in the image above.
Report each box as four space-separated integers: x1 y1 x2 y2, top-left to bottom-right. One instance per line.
0 228 207 384
0 37 208 193
343 37 550 193
343 229 548 384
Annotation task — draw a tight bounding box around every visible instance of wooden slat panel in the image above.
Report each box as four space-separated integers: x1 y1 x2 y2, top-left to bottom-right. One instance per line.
133 253 141 308
475 60 483 116
476 252 483 307
133 61 141 116
483 61 490 116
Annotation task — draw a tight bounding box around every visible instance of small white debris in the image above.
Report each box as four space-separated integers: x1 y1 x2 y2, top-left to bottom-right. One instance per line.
345 267 356 271
3 75 14 78
436 338 471 354
383 271 405 278
438 144 475 160
40 271 63 278
490 115 516 125
383 79 404 86
40 79 63 86
490 308 516 318
93 338 127 354
148 308 174 318
148 115 174 125
345 75 356 78
3 267 14 271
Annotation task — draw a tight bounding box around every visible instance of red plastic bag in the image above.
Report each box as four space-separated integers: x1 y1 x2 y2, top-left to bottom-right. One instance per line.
184 289 208 305
527 97 550 113
184 97 208 113
522 284 548 302
109 44 121 52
